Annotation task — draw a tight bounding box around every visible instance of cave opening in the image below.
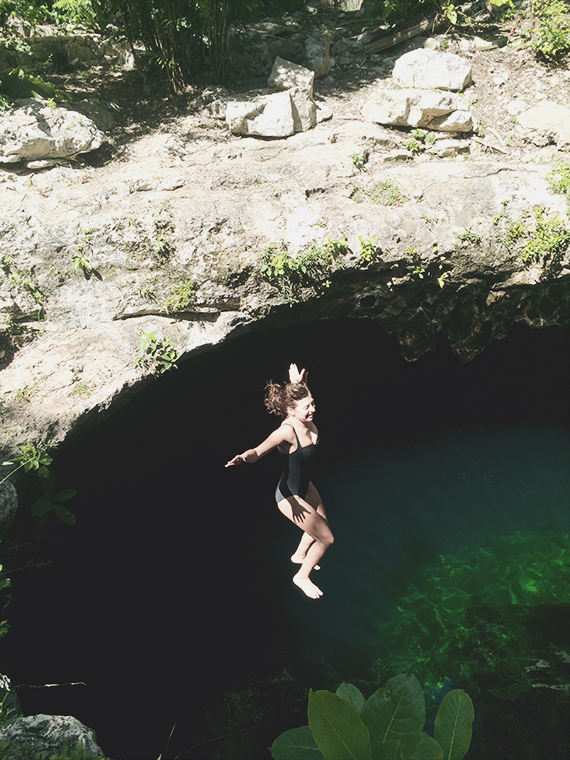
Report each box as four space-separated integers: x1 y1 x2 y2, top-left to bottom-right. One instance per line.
2 318 569 760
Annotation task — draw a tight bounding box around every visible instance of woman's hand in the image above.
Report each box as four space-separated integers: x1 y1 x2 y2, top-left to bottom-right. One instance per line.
225 453 248 467
289 363 305 383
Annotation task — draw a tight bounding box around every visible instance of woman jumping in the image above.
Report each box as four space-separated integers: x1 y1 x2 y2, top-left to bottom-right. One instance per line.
225 364 334 599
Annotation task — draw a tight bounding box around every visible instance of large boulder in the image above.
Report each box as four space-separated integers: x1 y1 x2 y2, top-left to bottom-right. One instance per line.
362 87 474 132
226 91 295 137
517 103 570 149
0 715 105 758
268 56 315 93
290 86 317 132
226 87 316 138
0 100 104 164
393 48 473 92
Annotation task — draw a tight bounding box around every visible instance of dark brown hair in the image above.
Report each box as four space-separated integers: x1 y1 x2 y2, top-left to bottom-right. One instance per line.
264 380 311 418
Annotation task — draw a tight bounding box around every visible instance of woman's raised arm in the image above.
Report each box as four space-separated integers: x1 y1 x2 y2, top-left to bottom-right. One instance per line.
225 425 293 468
288 363 305 383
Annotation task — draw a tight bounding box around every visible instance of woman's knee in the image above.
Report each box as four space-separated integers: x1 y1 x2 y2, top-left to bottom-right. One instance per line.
322 529 334 549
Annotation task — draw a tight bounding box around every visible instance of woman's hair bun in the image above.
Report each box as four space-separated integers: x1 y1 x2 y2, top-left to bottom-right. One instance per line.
264 379 310 418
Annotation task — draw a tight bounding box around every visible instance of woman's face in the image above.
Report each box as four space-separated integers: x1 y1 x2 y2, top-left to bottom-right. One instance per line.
288 394 315 423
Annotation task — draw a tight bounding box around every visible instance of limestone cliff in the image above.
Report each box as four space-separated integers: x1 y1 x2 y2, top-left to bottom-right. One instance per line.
1 20 570 457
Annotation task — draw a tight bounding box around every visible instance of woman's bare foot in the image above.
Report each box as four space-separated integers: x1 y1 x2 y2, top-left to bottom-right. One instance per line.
293 574 323 599
291 553 320 570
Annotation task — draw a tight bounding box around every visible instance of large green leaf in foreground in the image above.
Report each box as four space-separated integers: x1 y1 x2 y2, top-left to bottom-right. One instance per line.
434 690 474 760
361 674 425 759
411 733 444 760
309 689 372 760
336 682 366 714
271 726 324 760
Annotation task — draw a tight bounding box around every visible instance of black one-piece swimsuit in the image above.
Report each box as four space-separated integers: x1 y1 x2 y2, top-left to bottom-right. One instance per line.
275 423 318 502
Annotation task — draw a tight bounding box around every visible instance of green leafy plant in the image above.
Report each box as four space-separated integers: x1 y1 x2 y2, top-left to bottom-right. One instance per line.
15 384 40 402
0 316 36 360
1 255 45 309
407 247 426 278
260 242 340 304
548 162 570 205
351 152 368 170
518 206 570 267
359 235 377 262
152 205 176 258
325 237 350 256
407 128 428 155
505 219 526 242
271 675 474 760
137 284 156 301
71 375 90 398
0 69 63 109
455 228 481 244
136 331 180 375
406 138 424 155
31 473 76 527
527 0 570 61
351 179 407 206
437 271 450 288
162 277 196 314
406 247 451 287
1 444 52 487
71 252 94 276
51 0 109 28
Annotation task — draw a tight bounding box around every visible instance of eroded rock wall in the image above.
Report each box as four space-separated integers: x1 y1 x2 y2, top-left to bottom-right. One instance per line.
1 122 569 455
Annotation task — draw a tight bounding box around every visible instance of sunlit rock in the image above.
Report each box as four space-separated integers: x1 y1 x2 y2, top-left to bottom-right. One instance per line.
518 103 570 149
0 99 104 163
393 48 473 92
268 56 315 92
362 88 473 132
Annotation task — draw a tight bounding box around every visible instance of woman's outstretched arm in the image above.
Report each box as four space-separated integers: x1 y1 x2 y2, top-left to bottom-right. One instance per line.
225 425 294 468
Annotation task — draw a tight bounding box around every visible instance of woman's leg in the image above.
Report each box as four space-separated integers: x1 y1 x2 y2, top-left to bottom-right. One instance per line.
277 488 334 599
291 484 327 568
291 532 317 566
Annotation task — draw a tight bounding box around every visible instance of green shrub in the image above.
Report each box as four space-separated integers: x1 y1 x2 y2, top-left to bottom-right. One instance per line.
528 0 570 61
136 331 180 375
260 241 342 304
52 0 94 26
162 277 196 314
358 235 377 262
548 162 570 205
0 0 51 27
519 206 570 267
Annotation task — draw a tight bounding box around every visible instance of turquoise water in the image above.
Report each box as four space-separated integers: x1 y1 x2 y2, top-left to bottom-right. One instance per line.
3 320 568 759
261 422 569 672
